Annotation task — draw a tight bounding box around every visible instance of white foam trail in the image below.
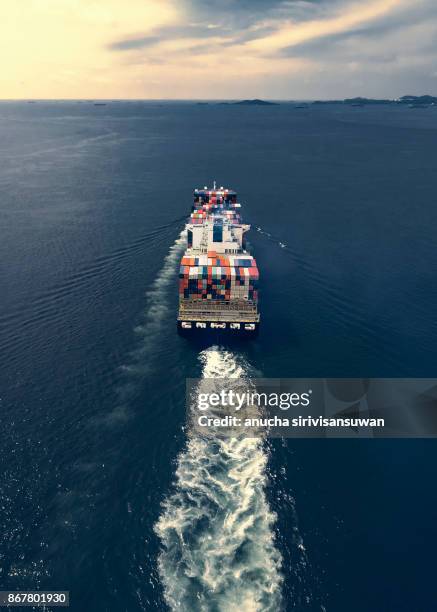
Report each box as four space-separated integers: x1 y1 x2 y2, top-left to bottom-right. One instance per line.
256 226 287 250
103 227 188 420
119 229 187 381
155 348 283 611
138 228 186 338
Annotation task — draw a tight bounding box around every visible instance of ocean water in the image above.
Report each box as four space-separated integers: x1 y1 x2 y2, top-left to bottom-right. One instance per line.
1 101 437 611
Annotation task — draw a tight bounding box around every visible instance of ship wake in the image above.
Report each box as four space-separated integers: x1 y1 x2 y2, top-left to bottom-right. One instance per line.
133 228 187 353
155 347 283 611
118 228 187 389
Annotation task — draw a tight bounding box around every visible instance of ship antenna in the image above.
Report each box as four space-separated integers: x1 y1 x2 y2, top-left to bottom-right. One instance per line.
213 179 216 190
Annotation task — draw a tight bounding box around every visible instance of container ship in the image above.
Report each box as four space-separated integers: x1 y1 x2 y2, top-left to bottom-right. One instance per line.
177 184 260 335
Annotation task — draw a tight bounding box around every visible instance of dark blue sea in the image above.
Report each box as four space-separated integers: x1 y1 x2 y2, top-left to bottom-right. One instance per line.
1 101 437 612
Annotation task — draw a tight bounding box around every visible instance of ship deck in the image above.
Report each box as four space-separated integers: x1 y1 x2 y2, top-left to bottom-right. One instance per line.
178 299 260 323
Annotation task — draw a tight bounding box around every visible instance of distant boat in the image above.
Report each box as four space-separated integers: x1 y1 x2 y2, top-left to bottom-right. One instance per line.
94 103 107 106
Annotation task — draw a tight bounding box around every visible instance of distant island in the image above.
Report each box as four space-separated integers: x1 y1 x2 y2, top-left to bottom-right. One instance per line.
198 95 436 108
312 95 437 106
234 99 279 106
214 99 279 106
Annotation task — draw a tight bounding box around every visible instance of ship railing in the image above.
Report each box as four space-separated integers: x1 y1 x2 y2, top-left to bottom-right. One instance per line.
178 299 260 322
178 311 260 322
179 299 258 312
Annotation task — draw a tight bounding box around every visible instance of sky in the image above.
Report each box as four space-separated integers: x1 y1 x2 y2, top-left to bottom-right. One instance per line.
1 0 437 99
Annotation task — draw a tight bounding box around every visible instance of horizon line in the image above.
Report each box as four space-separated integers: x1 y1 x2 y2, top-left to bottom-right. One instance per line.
0 94 436 103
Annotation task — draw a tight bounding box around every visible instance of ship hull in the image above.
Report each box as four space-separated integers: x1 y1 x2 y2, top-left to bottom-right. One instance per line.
177 320 259 336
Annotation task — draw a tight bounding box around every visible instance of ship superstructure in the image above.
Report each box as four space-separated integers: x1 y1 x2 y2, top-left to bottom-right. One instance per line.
177 185 260 334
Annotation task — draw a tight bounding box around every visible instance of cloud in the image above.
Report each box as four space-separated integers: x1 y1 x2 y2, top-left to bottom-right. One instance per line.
276 0 437 57
108 0 409 59
108 23 234 51
101 0 437 99
186 0 305 17
4 0 435 99
108 0 356 53
242 0 405 53
110 36 162 51
108 14 290 52
185 0 340 22
268 0 437 98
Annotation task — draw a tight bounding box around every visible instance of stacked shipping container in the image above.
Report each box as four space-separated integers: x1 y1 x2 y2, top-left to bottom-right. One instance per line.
190 189 242 225
179 251 259 301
